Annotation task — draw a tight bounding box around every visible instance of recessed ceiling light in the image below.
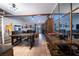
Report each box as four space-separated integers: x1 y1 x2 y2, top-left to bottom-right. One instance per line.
32 16 34 20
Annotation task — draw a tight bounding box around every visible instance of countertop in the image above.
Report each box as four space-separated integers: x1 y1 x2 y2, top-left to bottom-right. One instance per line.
0 44 13 55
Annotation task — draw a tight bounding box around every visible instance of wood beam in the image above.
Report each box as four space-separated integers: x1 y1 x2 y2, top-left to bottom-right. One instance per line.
69 3 73 56
4 13 51 17
70 3 72 41
58 3 60 33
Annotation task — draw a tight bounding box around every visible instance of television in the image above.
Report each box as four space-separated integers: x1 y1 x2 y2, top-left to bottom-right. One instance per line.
76 24 79 30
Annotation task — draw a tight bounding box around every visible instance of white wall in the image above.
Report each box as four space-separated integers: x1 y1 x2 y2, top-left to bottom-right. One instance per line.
3 16 47 33
3 17 25 31
2 16 47 44
3 17 25 43
22 16 47 25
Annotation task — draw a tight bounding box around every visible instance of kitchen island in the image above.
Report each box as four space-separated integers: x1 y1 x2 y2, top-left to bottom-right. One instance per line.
0 44 13 56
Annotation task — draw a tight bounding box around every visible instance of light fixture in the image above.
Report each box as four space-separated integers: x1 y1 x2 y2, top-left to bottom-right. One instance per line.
32 16 34 20
9 3 17 12
12 3 16 8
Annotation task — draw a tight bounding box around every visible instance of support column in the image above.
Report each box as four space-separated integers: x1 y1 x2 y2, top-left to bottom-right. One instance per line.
70 3 72 41
1 16 5 44
58 3 60 34
70 3 72 56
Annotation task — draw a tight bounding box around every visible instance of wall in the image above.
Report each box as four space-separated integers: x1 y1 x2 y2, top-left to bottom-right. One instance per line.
3 17 25 44
20 16 48 32
2 16 47 44
22 16 47 25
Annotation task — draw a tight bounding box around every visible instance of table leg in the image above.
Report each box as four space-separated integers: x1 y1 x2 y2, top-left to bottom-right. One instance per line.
19 36 22 42
11 37 14 45
29 35 35 49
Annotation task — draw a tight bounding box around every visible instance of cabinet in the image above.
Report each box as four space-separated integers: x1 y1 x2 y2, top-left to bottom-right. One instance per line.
1 48 13 56
0 45 13 56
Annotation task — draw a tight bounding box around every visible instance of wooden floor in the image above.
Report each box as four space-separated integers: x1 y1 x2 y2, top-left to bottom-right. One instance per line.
13 33 51 56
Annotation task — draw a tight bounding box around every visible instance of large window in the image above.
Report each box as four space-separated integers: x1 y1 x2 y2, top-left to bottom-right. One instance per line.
51 3 79 56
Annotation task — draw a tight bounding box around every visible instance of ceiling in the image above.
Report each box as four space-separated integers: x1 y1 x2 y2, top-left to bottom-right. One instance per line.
53 3 79 14
0 3 57 15
0 3 57 24
1 3 79 25
0 3 79 15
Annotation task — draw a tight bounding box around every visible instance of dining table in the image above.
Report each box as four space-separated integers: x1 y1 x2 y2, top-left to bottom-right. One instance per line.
9 33 35 47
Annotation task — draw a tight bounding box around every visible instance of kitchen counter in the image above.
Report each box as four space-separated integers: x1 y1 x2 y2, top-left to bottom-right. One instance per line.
0 44 13 56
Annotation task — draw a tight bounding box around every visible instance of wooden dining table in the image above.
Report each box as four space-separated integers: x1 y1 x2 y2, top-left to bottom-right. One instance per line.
9 33 35 46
